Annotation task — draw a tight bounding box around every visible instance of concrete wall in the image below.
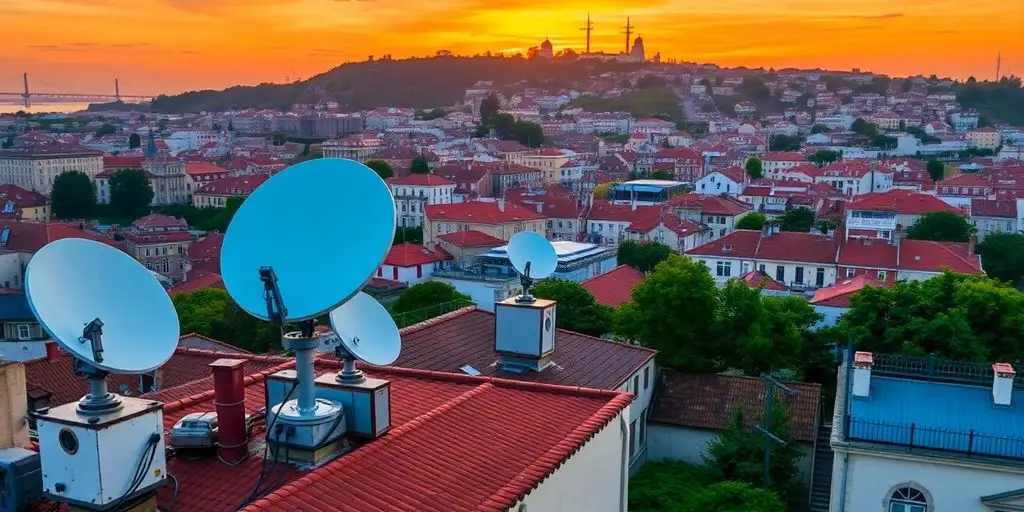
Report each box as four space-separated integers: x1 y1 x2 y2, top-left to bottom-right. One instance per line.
513 410 629 512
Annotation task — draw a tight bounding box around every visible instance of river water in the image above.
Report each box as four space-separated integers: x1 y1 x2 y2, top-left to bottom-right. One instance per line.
0 102 97 114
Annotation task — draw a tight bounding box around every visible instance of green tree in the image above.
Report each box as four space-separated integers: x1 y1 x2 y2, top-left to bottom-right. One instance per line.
905 211 973 242
365 159 394 180
617 240 673 273
271 132 288 145
50 171 97 220
690 481 786 512
480 93 500 126
614 254 720 370
173 288 282 353
779 207 815 232
1 136 12 148
977 233 1024 285
390 282 472 327
926 159 945 182
531 279 613 336
649 169 674 180
768 134 800 151
94 123 116 137
810 124 830 134
108 168 155 220
735 212 766 230
807 149 842 167
704 405 804 507
128 133 141 149
629 461 785 512
745 157 763 179
409 156 430 175
511 120 544 147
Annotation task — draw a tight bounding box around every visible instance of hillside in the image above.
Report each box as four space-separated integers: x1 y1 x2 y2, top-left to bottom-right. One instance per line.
956 77 1024 126
149 56 643 114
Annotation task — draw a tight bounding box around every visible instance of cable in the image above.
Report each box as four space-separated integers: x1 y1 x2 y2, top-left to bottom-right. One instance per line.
235 381 297 511
110 433 161 511
165 473 179 512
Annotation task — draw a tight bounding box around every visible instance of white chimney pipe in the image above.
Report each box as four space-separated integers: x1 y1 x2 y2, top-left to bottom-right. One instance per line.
993 363 1015 406
852 351 873 398
498 199 505 212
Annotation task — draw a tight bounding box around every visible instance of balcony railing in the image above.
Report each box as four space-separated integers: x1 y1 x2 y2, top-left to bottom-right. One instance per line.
847 417 1024 461
870 353 1024 388
847 216 897 229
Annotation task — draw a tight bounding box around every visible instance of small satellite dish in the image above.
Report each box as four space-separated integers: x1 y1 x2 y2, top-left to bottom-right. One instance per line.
507 231 557 280
317 332 342 354
25 238 179 374
328 292 401 367
119 384 132 396
220 158 396 323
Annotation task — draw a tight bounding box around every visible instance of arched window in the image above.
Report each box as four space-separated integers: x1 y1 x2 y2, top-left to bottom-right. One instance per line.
888 486 928 512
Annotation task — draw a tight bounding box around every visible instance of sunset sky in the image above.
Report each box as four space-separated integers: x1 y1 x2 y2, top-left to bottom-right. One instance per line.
0 0 1020 96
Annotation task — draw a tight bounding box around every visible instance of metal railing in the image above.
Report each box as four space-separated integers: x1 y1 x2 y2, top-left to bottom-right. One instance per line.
847 417 1024 461
391 298 476 328
871 353 1024 388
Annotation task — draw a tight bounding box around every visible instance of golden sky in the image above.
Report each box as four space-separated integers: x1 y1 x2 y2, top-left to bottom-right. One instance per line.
0 0 1020 96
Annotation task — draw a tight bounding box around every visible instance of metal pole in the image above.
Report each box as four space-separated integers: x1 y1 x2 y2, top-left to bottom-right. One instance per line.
294 345 316 415
763 387 775 488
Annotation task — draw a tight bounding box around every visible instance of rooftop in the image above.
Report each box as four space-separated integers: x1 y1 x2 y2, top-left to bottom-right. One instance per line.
581 265 645 308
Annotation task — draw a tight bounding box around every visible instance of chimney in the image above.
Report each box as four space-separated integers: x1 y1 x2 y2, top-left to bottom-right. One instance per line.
498 199 505 212
968 234 977 255
851 351 873 398
494 297 557 372
0 361 29 449
992 363 1015 406
210 358 248 464
535 202 543 214
45 341 59 362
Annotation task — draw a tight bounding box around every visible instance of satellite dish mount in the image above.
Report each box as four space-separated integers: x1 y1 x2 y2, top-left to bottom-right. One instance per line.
517 261 536 304
259 265 320 415
74 317 123 414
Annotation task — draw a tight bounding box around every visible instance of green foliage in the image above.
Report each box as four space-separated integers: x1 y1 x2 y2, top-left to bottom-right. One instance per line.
614 254 824 375
629 460 785 512
128 133 141 149
905 211 973 242
531 279 613 336
704 405 804 507
650 169 673 180
1 136 12 148
409 156 430 175
810 124 830 134
688 481 786 512
480 93 500 126
365 159 394 180
906 125 940 144
977 233 1024 285
839 272 1024 362
108 169 155 220
602 134 629 144
617 240 673 272
779 207 815 232
173 288 282 352
807 149 842 167
390 282 472 327
393 226 423 244
415 108 446 120
570 87 684 122
94 123 116 137
735 212 766 230
956 76 1024 126
768 134 800 151
926 160 945 182
152 196 242 232
745 157 763 179
593 182 614 200
50 171 97 220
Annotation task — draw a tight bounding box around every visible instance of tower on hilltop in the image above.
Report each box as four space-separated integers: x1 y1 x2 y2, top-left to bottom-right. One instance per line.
580 13 594 54
621 17 635 54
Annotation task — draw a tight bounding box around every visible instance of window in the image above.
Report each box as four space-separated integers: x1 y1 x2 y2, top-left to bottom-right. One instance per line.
775 265 785 282
17 324 31 340
633 375 639 393
638 411 647 448
846 268 856 278
816 268 825 287
877 270 887 281
643 366 650 389
887 486 928 512
758 264 766 273
794 267 804 284
741 262 750 274
716 261 732 277
629 420 637 459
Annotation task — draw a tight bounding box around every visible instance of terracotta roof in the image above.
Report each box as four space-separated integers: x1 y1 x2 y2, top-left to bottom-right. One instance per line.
581 265 645 308
505 186 583 219
971 198 1017 218
664 193 752 216
848 190 962 216
837 237 898 269
184 162 229 177
0 185 47 209
195 175 269 197
386 174 455 186
138 359 631 512
898 239 983 275
392 307 656 390
384 242 451 267
426 200 545 224
649 370 821 443
103 155 146 169
761 151 805 162
437 230 506 248
168 271 224 296
24 346 287 406
688 230 839 265
0 222 122 253
132 214 189 230
811 274 883 307
737 270 789 291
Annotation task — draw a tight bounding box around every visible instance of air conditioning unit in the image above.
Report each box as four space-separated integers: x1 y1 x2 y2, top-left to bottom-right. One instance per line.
0 447 43 512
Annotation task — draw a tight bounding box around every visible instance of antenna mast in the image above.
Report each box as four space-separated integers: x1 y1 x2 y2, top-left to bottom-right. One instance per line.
996 52 1002 81
580 13 594 54
755 374 798 489
621 17 635 54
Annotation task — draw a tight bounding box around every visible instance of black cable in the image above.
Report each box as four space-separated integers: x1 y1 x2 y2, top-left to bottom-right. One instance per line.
111 433 161 511
256 441 290 501
165 473 179 512
235 381 297 511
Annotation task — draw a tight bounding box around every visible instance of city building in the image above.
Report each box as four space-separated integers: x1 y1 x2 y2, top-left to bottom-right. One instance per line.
387 174 457 228
0 144 103 194
376 242 451 285
192 175 269 208
0 293 50 362
423 200 546 246
966 127 1002 150
664 193 754 241
142 134 189 205
845 189 964 241
124 214 193 281
970 199 1018 241
581 264 646 309
0 185 49 222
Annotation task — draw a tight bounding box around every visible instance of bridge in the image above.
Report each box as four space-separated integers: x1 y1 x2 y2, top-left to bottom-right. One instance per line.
0 73 155 108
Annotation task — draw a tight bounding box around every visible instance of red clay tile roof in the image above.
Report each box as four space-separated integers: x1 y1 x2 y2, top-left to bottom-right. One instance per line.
196 175 269 197
392 307 656 390
687 230 839 265
132 214 189 230
664 193 752 216
848 189 962 216
0 222 124 253
505 186 583 219
184 162 229 177
837 237 898 269
103 155 146 169
737 270 789 291
581 265 645 308
898 239 983 275
437 230 506 248
168 271 225 295
384 243 451 267
971 198 1017 218
386 174 455 186
649 370 821 443
426 200 545 224
139 359 631 512
0 185 47 208
811 274 883 307
761 151 806 162
24 346 287 406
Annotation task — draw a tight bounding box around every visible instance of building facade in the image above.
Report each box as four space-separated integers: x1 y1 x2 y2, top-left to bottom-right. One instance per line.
124 214 193 281
0 145 103 194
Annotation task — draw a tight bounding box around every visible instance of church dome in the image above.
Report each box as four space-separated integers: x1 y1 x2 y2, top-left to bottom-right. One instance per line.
633 36 644 47
541 38 553 49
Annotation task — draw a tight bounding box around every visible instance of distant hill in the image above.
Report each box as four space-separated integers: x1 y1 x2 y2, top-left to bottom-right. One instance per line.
955 77 1024 126
149 56 644 114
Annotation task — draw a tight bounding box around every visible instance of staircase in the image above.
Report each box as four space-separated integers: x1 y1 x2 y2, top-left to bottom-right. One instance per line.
808 422 834 512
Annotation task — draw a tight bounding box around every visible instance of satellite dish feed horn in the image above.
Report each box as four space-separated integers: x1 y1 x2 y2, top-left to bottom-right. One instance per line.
25 238 180 415
506 232 557 303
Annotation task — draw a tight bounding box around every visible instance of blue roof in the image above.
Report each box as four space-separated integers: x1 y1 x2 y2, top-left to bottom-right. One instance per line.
849 376 1024 459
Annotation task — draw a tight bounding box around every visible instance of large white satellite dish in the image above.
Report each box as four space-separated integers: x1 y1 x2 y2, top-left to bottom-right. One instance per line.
328 292 401 367
506 231 557 302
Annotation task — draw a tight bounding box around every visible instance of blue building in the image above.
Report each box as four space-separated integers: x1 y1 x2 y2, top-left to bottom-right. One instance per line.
610 180 689 205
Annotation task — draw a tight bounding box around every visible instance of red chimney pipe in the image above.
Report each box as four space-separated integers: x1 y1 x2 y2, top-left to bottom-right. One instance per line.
210 358 248 464
45 342 59 361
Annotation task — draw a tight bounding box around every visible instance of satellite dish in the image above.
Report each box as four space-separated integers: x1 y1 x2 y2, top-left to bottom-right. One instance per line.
317 332 342 354
220 158 396 323
119 384 132 396
328 292 401 367
507 232 557 280
25 238 179 374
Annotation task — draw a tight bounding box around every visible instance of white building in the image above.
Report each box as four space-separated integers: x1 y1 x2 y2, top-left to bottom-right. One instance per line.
0 145 103 194
951 111 979 133
386 174 457 228
695 167 747 197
